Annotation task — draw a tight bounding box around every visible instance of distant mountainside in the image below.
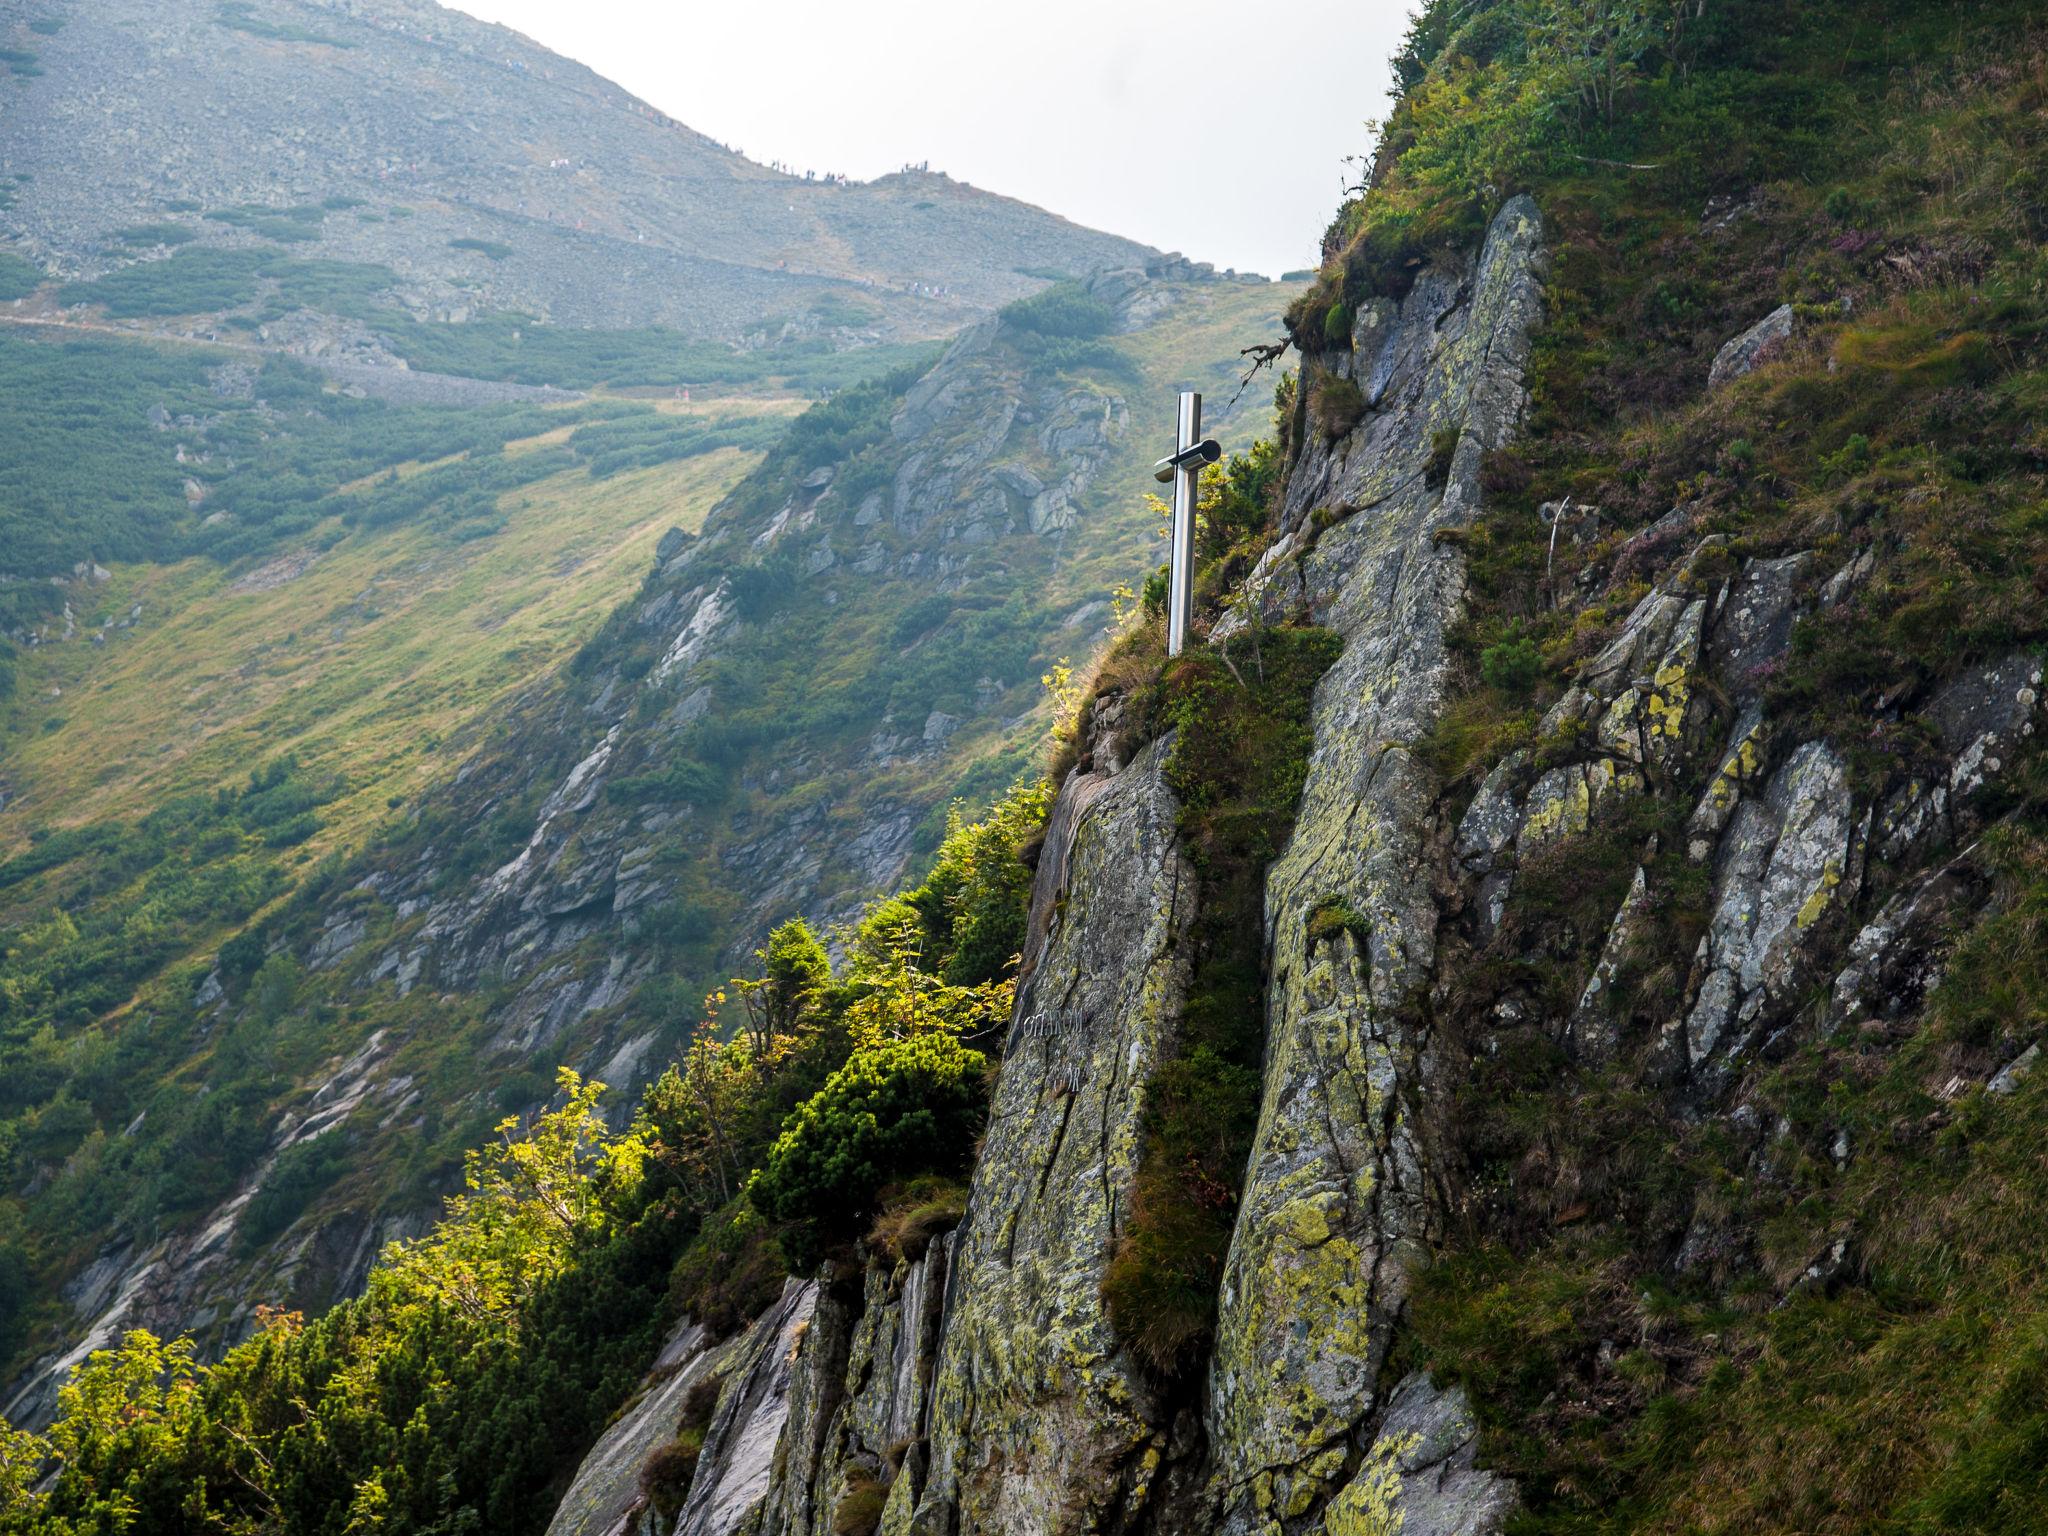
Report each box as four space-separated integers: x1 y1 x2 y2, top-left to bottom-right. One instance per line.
0 0 1310 1434
0 268 1295 1428
0 0 1164 340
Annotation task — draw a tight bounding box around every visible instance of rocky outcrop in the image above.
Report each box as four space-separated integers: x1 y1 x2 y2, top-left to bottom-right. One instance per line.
911 734 1197 1532
1708 303 1796 388
676 1281 818 1536
562 173 2048 1536
546 1320 733 1536
754 1237 955 1536
1319 1375 1514 1536
1206 194 1545 1533
1674 740 1860 1076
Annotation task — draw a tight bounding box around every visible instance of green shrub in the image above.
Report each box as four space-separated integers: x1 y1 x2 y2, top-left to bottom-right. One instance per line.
234 1134 347 1252
640 1436 703 1520
748 1033 988 1271
0 253 43 299
213 1 351 46
1305 897 1369 947
999 281 1115 339
1479 632 1542 694
670 1203 798 1339
866 1175 968 1263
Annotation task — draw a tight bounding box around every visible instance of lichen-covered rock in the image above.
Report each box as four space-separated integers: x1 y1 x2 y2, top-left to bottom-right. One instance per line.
1676 741 1862 1073
909 735 1197 1535
1205 195 1546 1533
1708 303 1795 388
1686 705 1769 861
762 1237 955 1536
546 1319 732 1536
1707 554 1808 696
1878 651 2044 859
751 1279 856 1536
1827 851 1986 1032
1319 1375 1515 1536
1451 562 1712 930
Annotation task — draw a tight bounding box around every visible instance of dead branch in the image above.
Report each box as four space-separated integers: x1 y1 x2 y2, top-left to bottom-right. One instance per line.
1228 336 1293 408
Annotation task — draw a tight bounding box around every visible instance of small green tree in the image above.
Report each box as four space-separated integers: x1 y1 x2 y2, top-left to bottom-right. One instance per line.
733 918 830 1056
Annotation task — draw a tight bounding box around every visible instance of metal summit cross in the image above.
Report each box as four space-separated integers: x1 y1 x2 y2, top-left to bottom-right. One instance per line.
1153 390 1221 657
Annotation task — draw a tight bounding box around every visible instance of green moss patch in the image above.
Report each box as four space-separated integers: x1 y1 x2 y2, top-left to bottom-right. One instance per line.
1104 624 1341 1377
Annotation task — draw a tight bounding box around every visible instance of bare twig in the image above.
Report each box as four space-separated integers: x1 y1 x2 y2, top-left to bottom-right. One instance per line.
1571 153 1663 170
1216 642 1248 691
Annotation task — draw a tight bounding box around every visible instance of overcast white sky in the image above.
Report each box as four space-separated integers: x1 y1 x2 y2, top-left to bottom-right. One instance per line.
446 0 1414 278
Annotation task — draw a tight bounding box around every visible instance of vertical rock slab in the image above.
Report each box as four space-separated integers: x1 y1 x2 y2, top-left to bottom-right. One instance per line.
676 1280 818 1536
1206 197 1545 1533
911 736 1197 1534
756 1237 954 1536
546 1319 731 1536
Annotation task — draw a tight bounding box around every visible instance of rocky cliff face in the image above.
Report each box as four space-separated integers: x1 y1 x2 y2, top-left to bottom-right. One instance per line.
550 193 1548 1536
554 153 2048 1531
1203 193 1543 1536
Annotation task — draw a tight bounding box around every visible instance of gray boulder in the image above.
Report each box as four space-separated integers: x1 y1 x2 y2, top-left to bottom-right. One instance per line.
1709 303 1796 388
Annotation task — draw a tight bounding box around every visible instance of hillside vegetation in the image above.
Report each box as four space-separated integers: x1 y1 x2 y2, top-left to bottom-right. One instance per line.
0 342 784 1378
0 781 1046 1535
0 269 1293 1422
9 0 2048 1533
1271 0 2048 1530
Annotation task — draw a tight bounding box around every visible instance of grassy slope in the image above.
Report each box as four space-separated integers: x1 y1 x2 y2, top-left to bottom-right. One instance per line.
0 350 785 1364
1279 2 2048 1531
0 437 772 858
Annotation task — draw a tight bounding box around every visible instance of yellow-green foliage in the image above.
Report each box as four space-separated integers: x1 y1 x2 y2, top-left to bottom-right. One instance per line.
0 773 1051 1532
0 1072 674 1534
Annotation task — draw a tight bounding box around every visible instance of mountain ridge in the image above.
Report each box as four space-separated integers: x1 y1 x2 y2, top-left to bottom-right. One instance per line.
1 0 1183 342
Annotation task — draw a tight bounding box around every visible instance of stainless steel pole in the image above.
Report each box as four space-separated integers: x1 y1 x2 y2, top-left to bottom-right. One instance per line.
1167 390 1200 657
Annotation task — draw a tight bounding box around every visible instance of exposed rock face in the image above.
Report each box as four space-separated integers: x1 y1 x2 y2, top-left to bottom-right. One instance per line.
676 1281 817 1536
546 1319 732 1536
593 197 1549 1536
1676 740 1860 1075
1319 1375 1515 1536
911 734 1196 1532
1207 195 1545 1533
755 1237 955 1536
563 179 2048 1536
